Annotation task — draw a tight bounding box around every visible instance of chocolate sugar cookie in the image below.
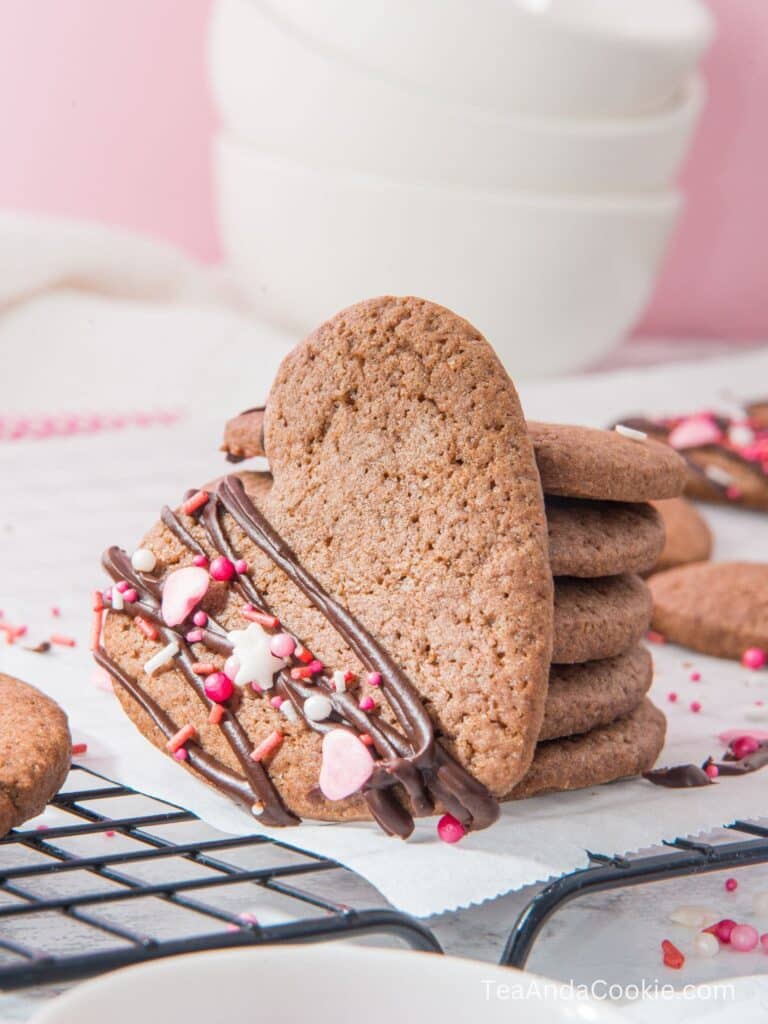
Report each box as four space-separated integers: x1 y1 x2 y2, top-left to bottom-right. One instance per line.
650 561 768 660
98 297 554 839
553 573 652 664
650 497 712 575
0 675 71 837
547 498 664 578
508 698 666 800
222 413 688 505
540 645 653 742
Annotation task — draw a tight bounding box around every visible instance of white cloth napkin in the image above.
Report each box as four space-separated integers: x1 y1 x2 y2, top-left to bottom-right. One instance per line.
2 214 768 918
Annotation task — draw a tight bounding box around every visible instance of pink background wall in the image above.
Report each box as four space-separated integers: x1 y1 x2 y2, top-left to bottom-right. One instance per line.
0 0 765 339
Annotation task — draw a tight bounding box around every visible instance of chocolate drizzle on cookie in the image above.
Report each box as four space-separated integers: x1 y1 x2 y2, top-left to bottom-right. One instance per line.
96 476 500 839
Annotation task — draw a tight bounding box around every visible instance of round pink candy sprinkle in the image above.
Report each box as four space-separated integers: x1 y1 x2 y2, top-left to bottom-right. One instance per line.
123 588 138 603
186 629 204 643
359 696 375 711
270 633 296 658
725 877 738 892
204 672 234 704
705 763 719 779
731 924 759 952
234 559 249 574
437 813 466 844
192 554 209 568
115 581 129 593
761 933 768 952
690 671 701 682
667 692 678 703
742 647 767 670
708 919 737 943
732 735 760 760
368 672 382 687
690 701 702 713
210 556 235 582
174 748 188 761
193 611 208 627
270 696 284 709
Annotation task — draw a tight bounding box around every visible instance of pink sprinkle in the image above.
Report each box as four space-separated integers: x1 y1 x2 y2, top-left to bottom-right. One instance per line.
741 647 767 670
690 671 701 682
646 630 666 645
756 701 765 707
726 485 743 501
251 682 263 694
210 556 235 582
185 629 204 644
270 633 296 659
174 747 188 761
704 918 737 943
105 830 116 837
359 695 375 711
731 735 760 760
204 672 234 704
437 813 466 844
123 588 137 603
192 554 209 568
761 934 768 952
270 696 284 709
308 659 324 675
719 728 768 745
36 824 49 832
192 611 208 627
234 559 249 574
50 634 76 647
181 490 209 516
690 701 702 713
705 764 719 779
115 581 129 593
731 924 758 952
166 723 196 753
368 672 382 687
668 414 722 450
667 692 678 703
725 877 738 892
50 606 61 617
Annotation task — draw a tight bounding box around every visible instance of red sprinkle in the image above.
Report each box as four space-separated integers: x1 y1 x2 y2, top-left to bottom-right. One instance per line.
71 743 88 755
135 616 159 641
50 634 76 647
646 630 667 645
437 813 467 844
89 609 104 652
166 724 196 753
291 665 316 680
295 645 314 664
92 590 105 613
704 919 737 942
731 735 760 760
725 877 738 892
182 490 209 516
662 939 685 969
242 607 280 629
250 729 284 763
191 662 216 675
208 704 225 725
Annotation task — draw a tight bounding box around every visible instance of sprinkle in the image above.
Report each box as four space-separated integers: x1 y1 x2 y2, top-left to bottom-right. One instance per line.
270 633 296 658
191 661 216 675
725 877 738 892
359 733 374 746
123 588 138 603
208 704 225 725
703 918 736 942
193 610 208 627
280 702 299 724
731 735 760 759
50 634 76 647
89 609 104 651
105 830 116 838
344 671 357 684
135 616 159 641
174 747 188 761
144 641 179 675
270 696 284 709
209 556 236 582
693 932 719 958
332 670 346 693
705 764 719 779
50 606 61 617
111 588 125 611
690 671 701 682
250 729 284 762
437 813 467 844
131 548 157 573
92 590 105 613
742 647 767 670
731 924 759 951
614 424 647 442
234 559 249 574
367 672 382 687
667 692 678 703
186 629 204 643
242 607 280 629
181 490 209 516
762 934 768 952
204 672 234 703
726 485 743 501
71 743 88 755
192 554 209 568
704 464 735 487
690 701 702 713
115 581 129 594
295 645 314 664
307 659 324 675
291 666 316 680
668 905 716 927
304 695 333 722
359 695 376 712
646 630 666 645
251 802 265 817
166 724 196 753
661 939 685 969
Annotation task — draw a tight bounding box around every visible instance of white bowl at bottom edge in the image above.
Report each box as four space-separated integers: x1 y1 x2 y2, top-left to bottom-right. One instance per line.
214 138 681 379
29 944 630 1024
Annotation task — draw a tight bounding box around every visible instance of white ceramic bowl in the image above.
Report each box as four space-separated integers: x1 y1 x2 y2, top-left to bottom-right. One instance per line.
254 0 714 118
214 138 681 378
30 945 628 1024
209 0 704 194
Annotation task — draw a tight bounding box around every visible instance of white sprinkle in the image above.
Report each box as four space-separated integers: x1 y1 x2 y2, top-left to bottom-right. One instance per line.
704 464 735 487
728 423 755 448
251 802 265 817
693 932 719 958
111 588 125 611
333 670 346 693
144 641 179 675
304 695 333 722
280 701 299 724
614 424 647 442
131 547 157 573
668 905 716 928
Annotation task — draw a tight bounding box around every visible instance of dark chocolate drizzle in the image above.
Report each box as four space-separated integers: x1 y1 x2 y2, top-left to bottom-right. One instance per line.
716 742 768 775
97 475 499 838
643 764 713 788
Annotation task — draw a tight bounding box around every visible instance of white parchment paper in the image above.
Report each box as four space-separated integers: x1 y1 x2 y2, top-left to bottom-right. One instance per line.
2 349 768 918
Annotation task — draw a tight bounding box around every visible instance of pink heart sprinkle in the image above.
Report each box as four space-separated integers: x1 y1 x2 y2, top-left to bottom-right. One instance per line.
718 728 768 745
161 566 210 627
319 729 374 802
668 415 723 451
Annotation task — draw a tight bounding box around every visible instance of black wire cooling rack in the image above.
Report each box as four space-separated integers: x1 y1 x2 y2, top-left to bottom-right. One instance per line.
0 764 767 989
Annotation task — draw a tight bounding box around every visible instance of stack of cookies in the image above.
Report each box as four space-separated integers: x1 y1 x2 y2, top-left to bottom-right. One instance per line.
95 297 685 841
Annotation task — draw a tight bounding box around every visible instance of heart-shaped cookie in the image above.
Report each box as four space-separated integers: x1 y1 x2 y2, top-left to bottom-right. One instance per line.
96 296 553 838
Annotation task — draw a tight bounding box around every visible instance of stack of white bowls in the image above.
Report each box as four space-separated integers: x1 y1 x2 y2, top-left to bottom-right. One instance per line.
208 0 714 376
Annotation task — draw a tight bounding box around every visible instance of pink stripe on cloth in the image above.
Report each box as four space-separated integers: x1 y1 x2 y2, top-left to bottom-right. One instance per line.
0 410 181 441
